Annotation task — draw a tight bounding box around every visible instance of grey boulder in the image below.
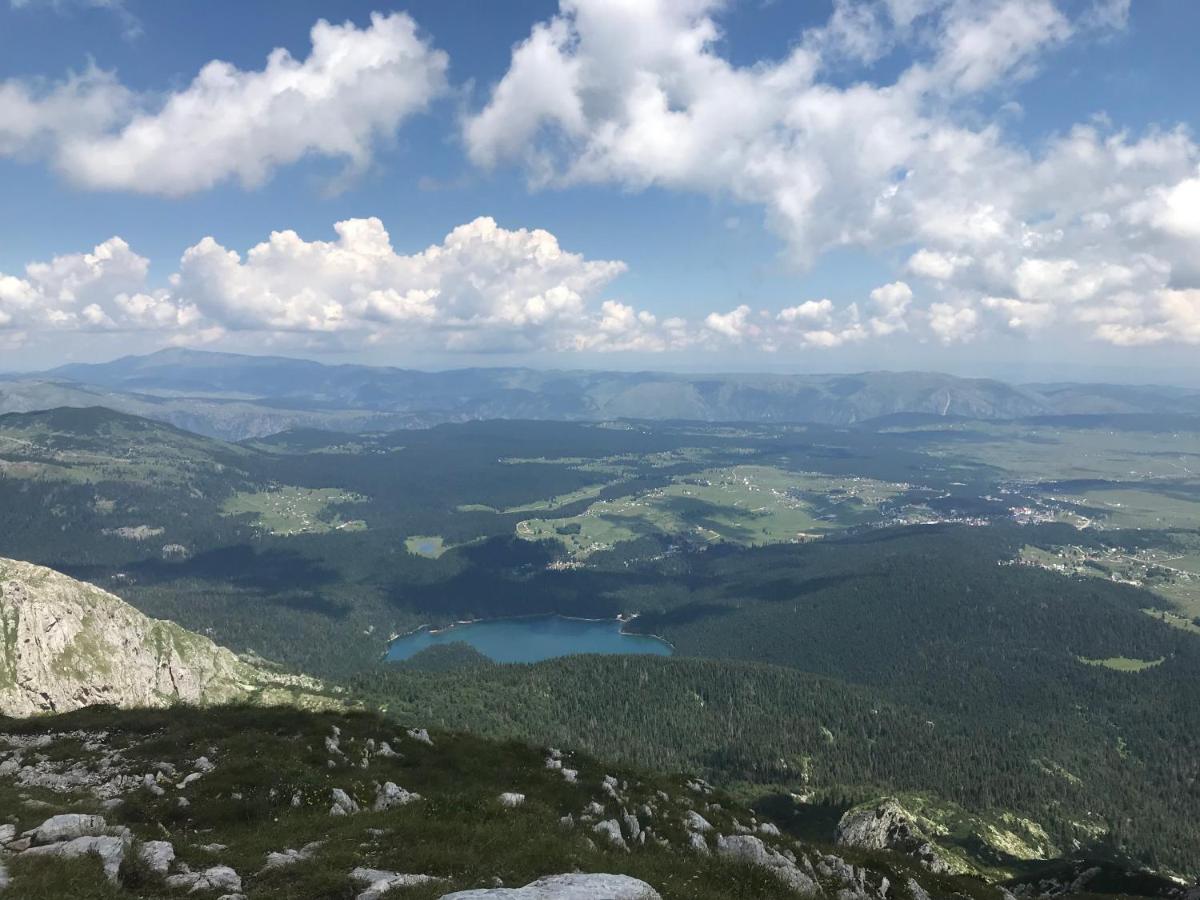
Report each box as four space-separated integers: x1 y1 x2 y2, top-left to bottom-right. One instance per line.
27 813 108 845
138 839 175 875
716 834 818 896
21 833 130 882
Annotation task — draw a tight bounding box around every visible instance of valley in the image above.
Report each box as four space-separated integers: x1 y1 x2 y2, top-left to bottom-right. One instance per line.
3 354 1200 896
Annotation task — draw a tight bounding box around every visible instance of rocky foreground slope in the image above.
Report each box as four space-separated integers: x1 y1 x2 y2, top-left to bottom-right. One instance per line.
0 705 1022 900
0 558 332 716
1 706 1197 900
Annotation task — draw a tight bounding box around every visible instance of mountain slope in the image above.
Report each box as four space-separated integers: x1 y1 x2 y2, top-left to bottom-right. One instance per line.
0 704 1065 900
0 558 330 716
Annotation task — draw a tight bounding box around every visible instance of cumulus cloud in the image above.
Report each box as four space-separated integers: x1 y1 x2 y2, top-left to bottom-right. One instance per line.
928 303 979 343
0 237 162 334
0 218 695 354
0 66 132 158
704 305 757 342
1 222 939 355
867 281 914 335
1 12 447 194
170 216 637 351
980 296 1055 332
465 0 1200 349
907 249 971 281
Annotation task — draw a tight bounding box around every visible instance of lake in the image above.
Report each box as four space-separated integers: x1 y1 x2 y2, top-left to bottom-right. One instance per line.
386 615 673 663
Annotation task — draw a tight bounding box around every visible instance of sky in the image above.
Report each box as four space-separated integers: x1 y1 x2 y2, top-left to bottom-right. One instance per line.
1 0 1199 383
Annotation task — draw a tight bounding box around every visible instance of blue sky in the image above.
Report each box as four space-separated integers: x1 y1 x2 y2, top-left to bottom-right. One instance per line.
1 0 1198 383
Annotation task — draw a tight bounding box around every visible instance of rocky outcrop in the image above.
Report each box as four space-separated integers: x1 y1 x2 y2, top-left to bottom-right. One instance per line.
165 864 242 893
835 798 952 874
350 867 443 899
715 834 818 895
138 840 175 875
439 873 662 899
0 557 329 716
15 813 132 883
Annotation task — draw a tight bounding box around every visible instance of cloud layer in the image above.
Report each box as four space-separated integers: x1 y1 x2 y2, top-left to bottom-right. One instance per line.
3 0 1199 356
0 218 939 354
465 0 1200 349
0 12 447 194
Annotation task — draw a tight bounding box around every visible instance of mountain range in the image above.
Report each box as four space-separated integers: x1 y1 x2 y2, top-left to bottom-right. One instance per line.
3 348 1199 440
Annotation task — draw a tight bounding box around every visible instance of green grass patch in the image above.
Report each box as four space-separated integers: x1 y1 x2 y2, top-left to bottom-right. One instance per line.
222 486 367 535
1078 656 1165 672
518 465 906 559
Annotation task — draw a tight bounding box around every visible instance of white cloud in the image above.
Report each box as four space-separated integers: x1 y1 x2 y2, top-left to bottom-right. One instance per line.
778 299 835 326
1 218 691 354
907 248 970 280
466 0 1200 351
170 216 638 351
1 12 447 194
0 237 179 334
704 305 757 342
1134 170 1200 240
928 303 979 343
980 295 1055 332
867 280 914 335
918 0 1071 94
0 66 132 157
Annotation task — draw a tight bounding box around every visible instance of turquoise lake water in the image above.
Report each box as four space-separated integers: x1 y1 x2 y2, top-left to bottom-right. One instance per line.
386 615 673 663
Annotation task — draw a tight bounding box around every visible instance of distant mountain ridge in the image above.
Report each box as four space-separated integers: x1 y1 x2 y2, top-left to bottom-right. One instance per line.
0 348 1196 440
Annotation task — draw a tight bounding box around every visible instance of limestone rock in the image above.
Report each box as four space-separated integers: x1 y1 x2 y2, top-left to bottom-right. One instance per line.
374 781 421 811
439 873 663 899
27 813 108 845
592 819 628 850
0 557 329 716
621 811 641 842
331 788 360 816
21 833 130 882
264 841 322 869
834 799 951 874
139 839 175 875
166 865 242 893
350 867 442 899
716 834 818 895
407 728 433 746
